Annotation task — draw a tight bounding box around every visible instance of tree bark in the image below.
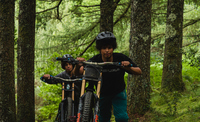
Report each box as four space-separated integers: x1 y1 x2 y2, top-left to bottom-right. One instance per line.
0 0 16 121
17 0 36 122
100 0 120 32
161 0 185 92
127 0 152 120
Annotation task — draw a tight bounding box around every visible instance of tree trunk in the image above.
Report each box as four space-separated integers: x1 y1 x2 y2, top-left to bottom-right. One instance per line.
161 0 185 92
17 0 36 122
0 1 16 122
127 0 152 120
100 0 119 32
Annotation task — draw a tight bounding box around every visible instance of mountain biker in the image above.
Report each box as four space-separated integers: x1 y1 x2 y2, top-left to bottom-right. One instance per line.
74 31 142 122
41 54 81 121
42 54 74 81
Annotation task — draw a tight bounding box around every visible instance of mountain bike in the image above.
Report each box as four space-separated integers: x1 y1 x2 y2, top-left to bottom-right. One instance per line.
52 77 82 122
56 57 133 122
41 56 82 122
41 76 82 122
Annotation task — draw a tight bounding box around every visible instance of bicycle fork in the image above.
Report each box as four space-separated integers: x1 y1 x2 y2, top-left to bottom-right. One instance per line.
76 75 86 122
76 72 102 122
93 78 101 122
76 93 100 122
93 95 99 122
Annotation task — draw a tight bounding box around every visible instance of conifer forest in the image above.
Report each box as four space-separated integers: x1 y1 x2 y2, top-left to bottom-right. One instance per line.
0 0 200 121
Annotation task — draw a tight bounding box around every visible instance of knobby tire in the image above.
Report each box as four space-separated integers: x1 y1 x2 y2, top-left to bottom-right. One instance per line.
82 91 94 122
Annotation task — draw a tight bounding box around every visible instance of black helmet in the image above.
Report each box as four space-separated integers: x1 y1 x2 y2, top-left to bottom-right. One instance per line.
96 31 117 50
96 31 116 41
62 54 73 59
61 54 74 69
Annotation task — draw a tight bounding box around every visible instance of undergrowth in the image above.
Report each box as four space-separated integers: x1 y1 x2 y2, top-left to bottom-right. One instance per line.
141 63 200 122
35 62 200 122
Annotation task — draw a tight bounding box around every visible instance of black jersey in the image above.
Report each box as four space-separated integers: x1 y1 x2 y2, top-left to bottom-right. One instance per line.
88 53 137 96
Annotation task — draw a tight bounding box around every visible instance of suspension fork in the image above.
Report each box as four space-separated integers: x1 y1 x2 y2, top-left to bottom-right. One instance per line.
62 82 65 100
71 82 76 121
77 71 86 122
76 96 84 122
94 72 102 122
96 73 102 98
61 82 65 122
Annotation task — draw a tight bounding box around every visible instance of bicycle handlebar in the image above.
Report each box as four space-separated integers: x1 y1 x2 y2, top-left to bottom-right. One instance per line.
56 57 134 67
52 76 82 82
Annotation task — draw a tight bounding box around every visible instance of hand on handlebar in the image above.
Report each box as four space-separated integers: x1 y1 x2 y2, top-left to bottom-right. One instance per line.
42 74 52 79
120 61 131 67
76 57 86 62
76 57 86 66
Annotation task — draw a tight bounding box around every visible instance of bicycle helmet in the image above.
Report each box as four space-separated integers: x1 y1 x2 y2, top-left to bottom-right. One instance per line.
96 31 117 50
62 54 73 59
61 54 75 69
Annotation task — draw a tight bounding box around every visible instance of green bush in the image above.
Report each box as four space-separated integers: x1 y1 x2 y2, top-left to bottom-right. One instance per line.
150 62 200 89
36 83 62 121
182 63 200 83
150 63 163 89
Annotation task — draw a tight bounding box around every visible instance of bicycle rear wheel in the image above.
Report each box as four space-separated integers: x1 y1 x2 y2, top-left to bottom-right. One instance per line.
65 97 72 121
82 91 94 122
55 97 72 122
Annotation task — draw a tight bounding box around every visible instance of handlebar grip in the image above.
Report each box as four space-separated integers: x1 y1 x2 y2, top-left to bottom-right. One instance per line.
118 62 133 67
128 64 133 67
40 76 46 82
56 57 63 60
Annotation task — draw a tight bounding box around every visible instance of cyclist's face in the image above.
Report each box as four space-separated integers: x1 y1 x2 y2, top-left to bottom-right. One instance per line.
65 63 73 73
100 45 113 60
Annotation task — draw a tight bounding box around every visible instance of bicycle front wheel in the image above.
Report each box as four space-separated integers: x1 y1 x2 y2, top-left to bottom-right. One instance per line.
82 91 94 122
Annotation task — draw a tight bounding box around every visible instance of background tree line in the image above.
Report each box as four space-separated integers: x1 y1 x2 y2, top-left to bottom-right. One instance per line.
0 0 200 121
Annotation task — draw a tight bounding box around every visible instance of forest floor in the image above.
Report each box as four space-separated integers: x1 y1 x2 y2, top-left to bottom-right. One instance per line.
121 82 200 122
38 62 200 122
41 82 200 122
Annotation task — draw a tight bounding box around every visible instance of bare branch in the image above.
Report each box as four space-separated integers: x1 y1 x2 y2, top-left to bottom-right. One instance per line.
183 18 200 28
113 0 121 11
56 0 62 20
78 38 96 57
182 40 200 47
74 4 100 7
114 1 131 25
183 34 200 37
151 33 165 44
36 0 62 14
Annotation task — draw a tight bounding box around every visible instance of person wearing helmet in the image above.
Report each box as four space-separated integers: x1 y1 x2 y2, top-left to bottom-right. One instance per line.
41 54 81 122
74 31 142 122
42 54 75 82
